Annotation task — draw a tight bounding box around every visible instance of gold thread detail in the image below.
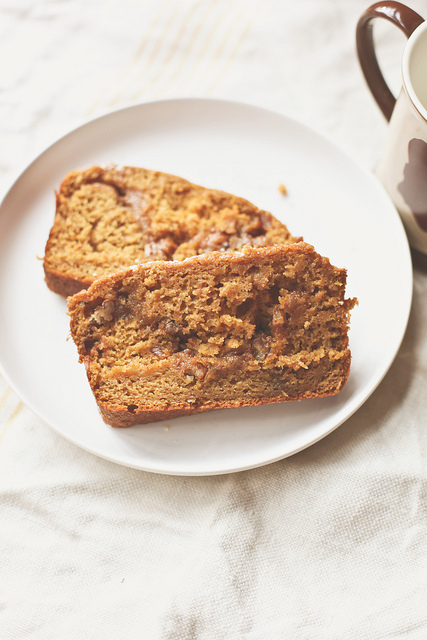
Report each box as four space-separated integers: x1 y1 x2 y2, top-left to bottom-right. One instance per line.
0 401 24 444
207 18 253 94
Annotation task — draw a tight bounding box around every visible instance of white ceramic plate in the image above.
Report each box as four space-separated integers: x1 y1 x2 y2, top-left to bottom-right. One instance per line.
0 98 412 475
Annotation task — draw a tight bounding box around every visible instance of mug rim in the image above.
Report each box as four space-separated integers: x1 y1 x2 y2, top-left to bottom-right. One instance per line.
402 20 427 124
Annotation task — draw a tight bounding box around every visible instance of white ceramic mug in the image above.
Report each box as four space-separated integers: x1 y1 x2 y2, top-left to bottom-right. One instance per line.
357 1 427 254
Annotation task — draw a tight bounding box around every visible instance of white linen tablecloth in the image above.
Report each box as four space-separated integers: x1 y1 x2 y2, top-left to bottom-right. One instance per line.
1 0 426 637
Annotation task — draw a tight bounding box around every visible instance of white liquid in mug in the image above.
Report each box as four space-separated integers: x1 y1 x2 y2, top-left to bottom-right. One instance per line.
408 29 427 115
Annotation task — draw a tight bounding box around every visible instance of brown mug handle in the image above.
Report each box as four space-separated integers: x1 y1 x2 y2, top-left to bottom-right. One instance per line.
356 1 424 121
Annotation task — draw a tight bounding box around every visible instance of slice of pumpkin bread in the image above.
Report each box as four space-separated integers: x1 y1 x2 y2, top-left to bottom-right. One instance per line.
44 165 299 296
67 242 356 427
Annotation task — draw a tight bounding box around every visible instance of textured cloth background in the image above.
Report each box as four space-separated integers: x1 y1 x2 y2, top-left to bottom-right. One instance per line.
1 0 427 638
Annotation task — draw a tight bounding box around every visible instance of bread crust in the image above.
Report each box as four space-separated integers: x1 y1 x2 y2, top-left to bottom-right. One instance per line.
95 365 352 428
44 269 93 297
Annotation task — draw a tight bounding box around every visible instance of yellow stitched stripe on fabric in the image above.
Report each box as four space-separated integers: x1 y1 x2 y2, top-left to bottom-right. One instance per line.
0 396 24 444
0 401 24 444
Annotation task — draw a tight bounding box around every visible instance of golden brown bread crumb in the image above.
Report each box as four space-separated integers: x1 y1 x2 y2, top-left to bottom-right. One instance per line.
278 183 288 195
44 165 300 297
67 243 357 427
